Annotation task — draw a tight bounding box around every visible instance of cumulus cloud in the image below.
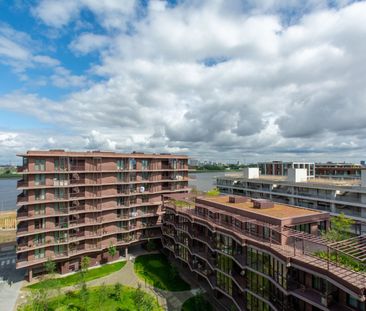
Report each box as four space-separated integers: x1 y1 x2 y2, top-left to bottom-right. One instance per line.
1 0 366 163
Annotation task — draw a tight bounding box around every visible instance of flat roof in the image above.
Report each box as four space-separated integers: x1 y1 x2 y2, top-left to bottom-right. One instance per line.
200 195 324 220
221 174 362 187
17 150 188 159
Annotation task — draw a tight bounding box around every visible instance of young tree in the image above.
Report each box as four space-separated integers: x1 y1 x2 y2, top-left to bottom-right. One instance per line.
322 213 354 242
44 258 56 276
114 282 122 301
96 283 109 311
108 243 117 259
79 283 89 311
80 256 91 280
131 283 145 311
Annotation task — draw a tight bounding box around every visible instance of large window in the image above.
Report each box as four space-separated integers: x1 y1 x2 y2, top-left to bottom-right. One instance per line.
34 174 45 186
34 204 46 215
35 159 46 171
129 158 136 170
54 188 66 199
34 233 45 245
142 160 149 170
347 294 366 311
35 248 45 259
34 218 45 229
216 253 233 274
216 271 232 295
35 189 46 200
247 247 287 289
117 159 125 170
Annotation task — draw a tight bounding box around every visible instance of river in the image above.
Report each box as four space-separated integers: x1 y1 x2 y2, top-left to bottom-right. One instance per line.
0 171 240 211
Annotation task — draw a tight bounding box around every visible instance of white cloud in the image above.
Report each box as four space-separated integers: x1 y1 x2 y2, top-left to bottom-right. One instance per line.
2 0 366 163
69 33 110 54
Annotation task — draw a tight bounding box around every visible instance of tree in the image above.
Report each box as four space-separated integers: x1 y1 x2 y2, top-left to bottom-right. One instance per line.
131 283 145 311
114 282 122 301
80 256 91 279
79 283 89 311
206 187 220 196
96 283 109 311
322 213 354 242
44 258 56 275
108 243 117 259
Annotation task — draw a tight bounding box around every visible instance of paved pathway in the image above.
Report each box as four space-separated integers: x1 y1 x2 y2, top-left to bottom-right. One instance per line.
17 252 199 311
0 245 25 311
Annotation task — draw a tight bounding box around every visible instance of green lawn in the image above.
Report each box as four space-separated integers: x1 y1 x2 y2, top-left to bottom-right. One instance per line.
181 294 213 311
19 284 163 311
28 261 126 290
134 254 191 291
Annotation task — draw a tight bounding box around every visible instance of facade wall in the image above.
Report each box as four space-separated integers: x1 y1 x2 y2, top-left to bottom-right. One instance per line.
16 151 189 279
162 200 366 311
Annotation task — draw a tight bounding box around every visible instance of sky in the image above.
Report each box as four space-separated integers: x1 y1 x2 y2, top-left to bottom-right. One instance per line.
0 0 366 164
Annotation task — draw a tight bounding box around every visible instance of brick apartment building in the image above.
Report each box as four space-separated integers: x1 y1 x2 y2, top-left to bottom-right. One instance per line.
162 194 366 311
16 150 189 280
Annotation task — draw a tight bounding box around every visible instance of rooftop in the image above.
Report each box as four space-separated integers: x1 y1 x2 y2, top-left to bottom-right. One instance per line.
222 173 363 187
200 195 324 220
17 150 188 159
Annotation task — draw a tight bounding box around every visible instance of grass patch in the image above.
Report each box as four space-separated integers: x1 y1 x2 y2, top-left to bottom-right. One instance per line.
134 254 191 291
19 284 163 311
181 294 213 311
28 261 126 290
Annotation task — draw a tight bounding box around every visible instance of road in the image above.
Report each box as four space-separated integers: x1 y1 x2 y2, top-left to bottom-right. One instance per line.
0 244 25 311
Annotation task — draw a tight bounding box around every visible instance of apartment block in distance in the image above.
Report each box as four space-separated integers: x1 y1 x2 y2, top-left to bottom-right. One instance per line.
16 150 189 280
258 161 315 178
315 162 363 180
162 194 366 311
217 167 366 235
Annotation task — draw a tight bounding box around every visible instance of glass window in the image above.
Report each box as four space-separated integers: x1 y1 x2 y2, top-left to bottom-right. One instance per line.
35 189 46 200
34 204 46 215
117 159 125 170
129 158 136 170
142 160 149 170
35 248 45 259
35 174 45 186
35 159 46 171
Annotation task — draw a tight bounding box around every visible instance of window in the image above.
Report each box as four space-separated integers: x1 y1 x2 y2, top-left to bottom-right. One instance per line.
54 245 65 255
312 276 326 293
35 189 46 200
54 188 65 199
54 231 67 242
34 218 45 230
34 233 45 245
34 204 46 215
141 172 150 180
54 159 66 171
35 159 46 171
142 159 149 170
35 248 45 259
129 158 136 170
117 159 125 170
34 174 45 186
117 172 126 181
347 294 365 311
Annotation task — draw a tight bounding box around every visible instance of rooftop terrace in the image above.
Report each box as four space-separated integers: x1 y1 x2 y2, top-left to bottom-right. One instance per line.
201 195 323 220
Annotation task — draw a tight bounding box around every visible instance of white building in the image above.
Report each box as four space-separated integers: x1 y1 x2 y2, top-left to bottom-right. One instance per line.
217 167 366 235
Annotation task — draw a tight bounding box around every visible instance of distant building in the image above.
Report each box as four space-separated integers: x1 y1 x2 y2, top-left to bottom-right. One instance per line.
315 162 363 179
217 167 366 235
258 161 315 178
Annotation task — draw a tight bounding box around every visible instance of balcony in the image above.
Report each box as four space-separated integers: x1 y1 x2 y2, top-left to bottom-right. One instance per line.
69 219 85 228
17 194 27 203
